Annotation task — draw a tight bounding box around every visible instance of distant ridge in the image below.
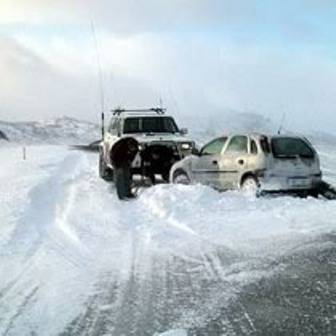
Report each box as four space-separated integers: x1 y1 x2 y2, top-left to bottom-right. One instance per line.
0 116 99 145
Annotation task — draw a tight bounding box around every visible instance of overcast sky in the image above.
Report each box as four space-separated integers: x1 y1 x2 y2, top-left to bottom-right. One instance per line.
0 0 336 132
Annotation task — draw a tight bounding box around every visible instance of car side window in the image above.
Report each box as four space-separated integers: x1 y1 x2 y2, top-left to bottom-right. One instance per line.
201 137 227 155
260 136 270 153
225 136 248 154
251 139 258 154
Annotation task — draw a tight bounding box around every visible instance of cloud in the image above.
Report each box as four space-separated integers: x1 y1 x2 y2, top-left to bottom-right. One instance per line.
0 36 97 121
0 0 256 34
1 32 336 132
1 1 336 132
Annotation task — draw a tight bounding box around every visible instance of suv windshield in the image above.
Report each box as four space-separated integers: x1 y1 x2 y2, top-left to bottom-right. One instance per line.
271 137 314 158
123 117 179 134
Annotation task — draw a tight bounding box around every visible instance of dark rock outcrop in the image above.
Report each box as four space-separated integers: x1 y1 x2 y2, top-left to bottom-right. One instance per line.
0 130 9 141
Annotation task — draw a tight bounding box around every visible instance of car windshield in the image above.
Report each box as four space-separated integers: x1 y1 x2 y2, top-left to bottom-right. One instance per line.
123 117 179 134
271 137 314 158
201 137 228 155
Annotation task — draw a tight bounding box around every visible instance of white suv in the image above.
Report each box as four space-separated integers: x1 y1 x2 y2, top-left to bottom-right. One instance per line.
99 108 195 197
170 133 322 196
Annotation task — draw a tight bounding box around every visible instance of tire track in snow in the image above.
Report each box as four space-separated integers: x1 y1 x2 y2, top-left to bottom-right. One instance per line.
5 152 86 259
2 286 39 336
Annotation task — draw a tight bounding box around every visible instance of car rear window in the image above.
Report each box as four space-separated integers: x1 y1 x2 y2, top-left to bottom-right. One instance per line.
271 137 315 158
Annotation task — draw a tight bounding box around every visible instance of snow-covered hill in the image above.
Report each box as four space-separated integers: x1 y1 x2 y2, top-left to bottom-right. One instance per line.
0 116 100 145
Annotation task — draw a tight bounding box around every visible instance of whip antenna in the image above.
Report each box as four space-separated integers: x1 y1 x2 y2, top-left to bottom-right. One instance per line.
91 21 105 139
277 112 286 135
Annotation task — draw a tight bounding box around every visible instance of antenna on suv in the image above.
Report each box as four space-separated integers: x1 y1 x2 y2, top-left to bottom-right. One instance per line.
91 21 105 139
277 112 286 135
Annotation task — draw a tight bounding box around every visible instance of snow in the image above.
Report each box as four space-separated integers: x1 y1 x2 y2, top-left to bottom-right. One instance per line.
0 138 335 334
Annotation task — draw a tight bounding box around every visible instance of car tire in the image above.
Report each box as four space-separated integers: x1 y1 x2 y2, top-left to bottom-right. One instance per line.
114 167 133 200
316 181 336 200
241 175 260 195
99 153 114 181
173 170 190 185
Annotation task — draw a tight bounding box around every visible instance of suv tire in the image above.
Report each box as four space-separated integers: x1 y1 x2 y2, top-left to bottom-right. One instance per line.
99 153 114 181
114 167 133 200
161 171 170 183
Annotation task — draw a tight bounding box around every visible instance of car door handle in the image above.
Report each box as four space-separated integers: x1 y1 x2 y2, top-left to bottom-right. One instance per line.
238 159 245 165
212 160 218 165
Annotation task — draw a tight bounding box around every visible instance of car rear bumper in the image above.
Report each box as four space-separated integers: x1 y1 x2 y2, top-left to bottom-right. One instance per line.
260 174 322 192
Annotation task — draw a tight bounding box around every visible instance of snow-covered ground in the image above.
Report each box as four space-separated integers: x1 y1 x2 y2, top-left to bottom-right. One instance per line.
0 140 335 335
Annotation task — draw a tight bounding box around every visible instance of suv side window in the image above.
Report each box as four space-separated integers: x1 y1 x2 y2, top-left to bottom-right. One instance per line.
201 137 227 155
108 118 119 135
108 118 117 134
251 139 258 154
226 136 248 154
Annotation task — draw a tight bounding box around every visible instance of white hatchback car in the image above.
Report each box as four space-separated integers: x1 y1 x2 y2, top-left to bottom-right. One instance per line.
170 134 322 196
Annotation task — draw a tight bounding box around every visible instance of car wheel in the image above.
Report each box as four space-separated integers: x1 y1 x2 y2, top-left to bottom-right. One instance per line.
173 170 190 185
241 176 260 195
99 153 114 181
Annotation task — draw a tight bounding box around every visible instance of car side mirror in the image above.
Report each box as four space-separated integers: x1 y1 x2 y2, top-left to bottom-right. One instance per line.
180 128 188 135
192 147 200 155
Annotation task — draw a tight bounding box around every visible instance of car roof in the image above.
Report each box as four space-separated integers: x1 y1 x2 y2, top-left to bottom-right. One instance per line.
217 133 268 139
217 133 307 140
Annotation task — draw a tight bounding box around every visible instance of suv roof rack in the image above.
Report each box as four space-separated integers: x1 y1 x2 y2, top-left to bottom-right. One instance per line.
111 108 166 116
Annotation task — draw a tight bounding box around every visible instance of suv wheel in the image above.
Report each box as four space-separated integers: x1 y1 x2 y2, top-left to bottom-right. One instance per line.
241 176 260 195
114 167 133 200
99 153 114 181
308 188 319 198
173 171 190 185
161 171 170 183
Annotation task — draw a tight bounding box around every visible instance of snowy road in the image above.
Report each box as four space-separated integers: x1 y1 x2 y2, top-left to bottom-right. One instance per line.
0 145 335 336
